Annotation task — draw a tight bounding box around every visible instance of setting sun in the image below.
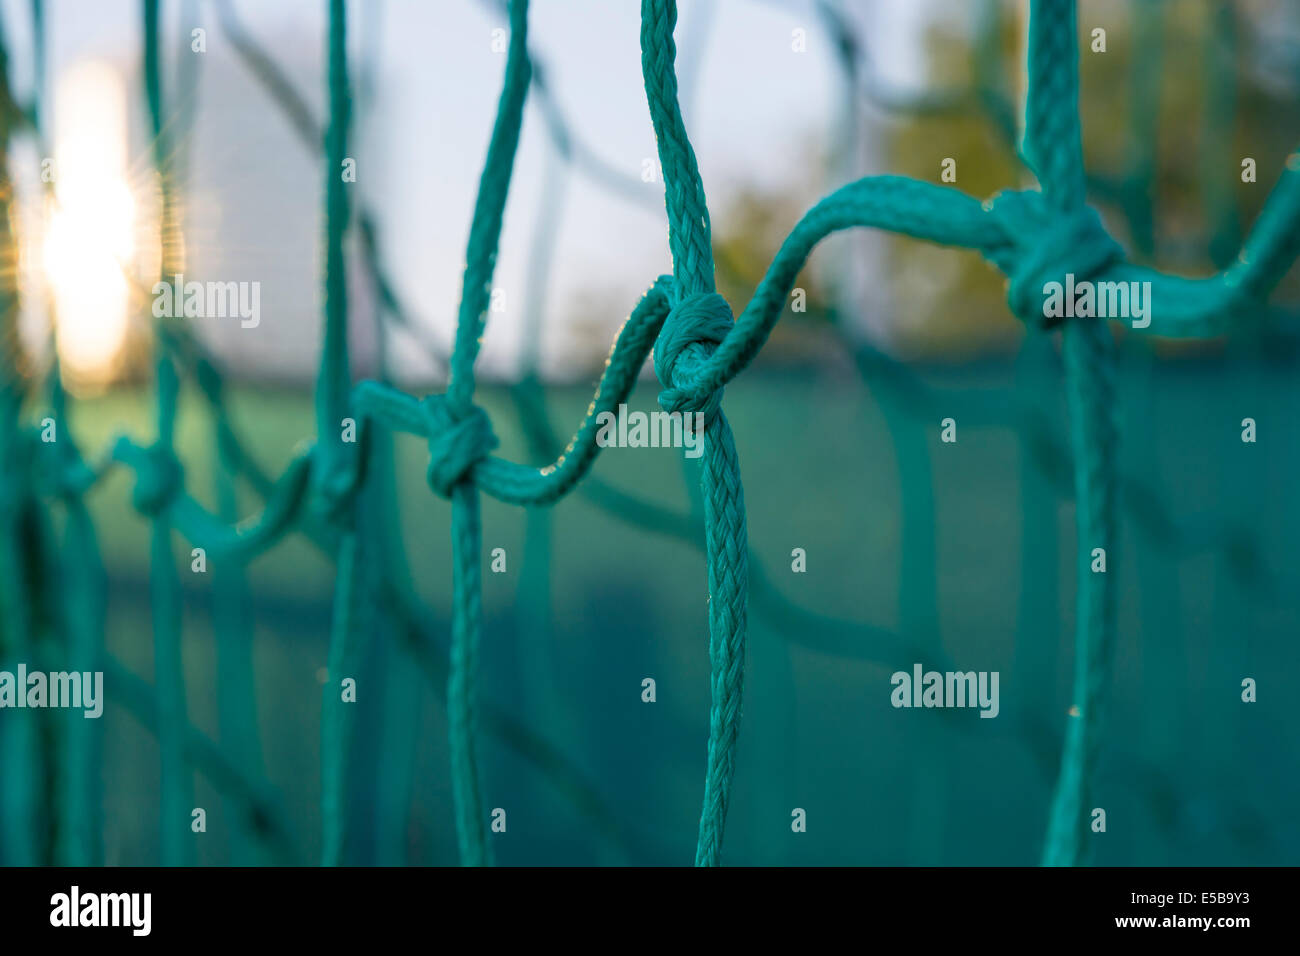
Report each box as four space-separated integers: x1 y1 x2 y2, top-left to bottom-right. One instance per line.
43 60 135 384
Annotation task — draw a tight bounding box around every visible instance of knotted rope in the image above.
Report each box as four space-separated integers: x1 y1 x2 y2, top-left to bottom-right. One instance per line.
654 291 734 421
130 443 184 518
1018 0 1119 868
984 190 1125 329
435 0 532 868
310 458 361 528
422 396 498 499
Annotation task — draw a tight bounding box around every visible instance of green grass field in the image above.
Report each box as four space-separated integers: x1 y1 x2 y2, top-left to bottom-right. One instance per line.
68 345 1300 865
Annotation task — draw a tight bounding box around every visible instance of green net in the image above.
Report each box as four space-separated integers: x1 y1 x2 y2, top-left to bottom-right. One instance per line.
1 0 1296 867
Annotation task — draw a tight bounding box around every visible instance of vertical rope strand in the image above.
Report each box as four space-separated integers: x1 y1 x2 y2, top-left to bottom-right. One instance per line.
316 0 352 456
143 0 194 867
0 3 45 866
448 482 488 865
1043 316 1117 866
640 0 716 296
445 0 531 413
443 0 531 866
31 0 103 868
54 493 106 866
1023 0 1119 867
640 0 749 867
213 436 265 865
317 0 364 865
694 412 748 866
320 531 362 865
149 358 193 865
1022 0 1087 208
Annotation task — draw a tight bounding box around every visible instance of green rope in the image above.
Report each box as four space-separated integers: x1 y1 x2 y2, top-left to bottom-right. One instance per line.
641 0 749 866
317 0 364 866
42 384 104 867
142 0 194 867
212 408 267 866
1202 1 1242 268
321 529 362 865
30 0 100 865
438 0 531 867
313 0 356 516
53 485 105 866
1016 0 1117 868
145 358 194 867
1045 318 1118 866
0 8 43 865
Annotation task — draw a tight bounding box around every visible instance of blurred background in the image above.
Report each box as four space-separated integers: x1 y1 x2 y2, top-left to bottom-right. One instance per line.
0 0 1297 865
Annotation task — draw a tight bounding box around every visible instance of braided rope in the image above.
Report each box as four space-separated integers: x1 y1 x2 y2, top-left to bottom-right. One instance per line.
641 0 716 295
695 409 748 866
1020 0 1116 868
1023 0 1087 206
641 0 751 866
1043 314 1118 866
440 0 531 866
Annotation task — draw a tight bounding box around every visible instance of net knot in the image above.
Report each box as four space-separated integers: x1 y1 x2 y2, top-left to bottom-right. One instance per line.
132 443 184 518
312 456 359 524
422 395 498 499
985 190 1124 329
654 291 734 421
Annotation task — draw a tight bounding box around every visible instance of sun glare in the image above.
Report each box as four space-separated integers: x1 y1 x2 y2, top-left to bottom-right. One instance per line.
43 60 135 384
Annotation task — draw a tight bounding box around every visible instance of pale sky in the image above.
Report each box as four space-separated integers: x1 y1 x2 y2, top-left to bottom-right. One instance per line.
4 0 951 384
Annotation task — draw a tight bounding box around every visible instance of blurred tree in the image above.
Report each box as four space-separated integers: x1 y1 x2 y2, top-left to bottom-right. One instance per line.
566 0 1300 376
885 0 1300 357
